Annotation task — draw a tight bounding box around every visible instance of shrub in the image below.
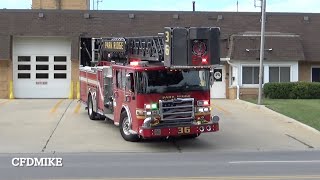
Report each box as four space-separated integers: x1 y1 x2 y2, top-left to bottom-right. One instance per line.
264 82 320 99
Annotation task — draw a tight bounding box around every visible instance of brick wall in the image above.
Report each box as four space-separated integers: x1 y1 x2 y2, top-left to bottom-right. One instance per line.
32 0 89 10
239 88 259 99
1 10 320 62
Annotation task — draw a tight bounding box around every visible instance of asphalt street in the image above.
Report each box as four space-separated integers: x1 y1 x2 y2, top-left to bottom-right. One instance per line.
0 150 320 179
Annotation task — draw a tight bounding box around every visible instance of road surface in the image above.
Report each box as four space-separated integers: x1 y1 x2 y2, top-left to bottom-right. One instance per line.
0 150 320 180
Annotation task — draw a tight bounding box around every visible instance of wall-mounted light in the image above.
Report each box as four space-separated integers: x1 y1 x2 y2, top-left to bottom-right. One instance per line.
217 14 223 21
38 12 44 18
303 16 310 23
129 14 135 19
84 13 90 19
245 48 272 52
173 14 179 19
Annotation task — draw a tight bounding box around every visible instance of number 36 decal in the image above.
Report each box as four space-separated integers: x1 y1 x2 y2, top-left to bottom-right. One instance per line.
178 127 191 134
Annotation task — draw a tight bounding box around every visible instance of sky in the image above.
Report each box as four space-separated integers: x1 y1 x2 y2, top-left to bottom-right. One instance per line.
0 0 319 13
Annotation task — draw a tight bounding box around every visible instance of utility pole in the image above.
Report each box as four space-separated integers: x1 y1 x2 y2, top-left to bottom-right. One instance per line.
237 0 239 12
258 0 266 105
97 0 103 10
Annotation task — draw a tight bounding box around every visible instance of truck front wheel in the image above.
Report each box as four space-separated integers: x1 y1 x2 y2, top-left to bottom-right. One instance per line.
182 133 201 139
119 111 140 142
87 95 98 120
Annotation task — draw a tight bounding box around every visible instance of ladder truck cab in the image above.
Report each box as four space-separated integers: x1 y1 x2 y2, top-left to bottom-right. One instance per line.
80 27 221 142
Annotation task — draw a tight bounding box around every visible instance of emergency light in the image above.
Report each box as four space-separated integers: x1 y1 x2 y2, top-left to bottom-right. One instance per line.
164 27 221 67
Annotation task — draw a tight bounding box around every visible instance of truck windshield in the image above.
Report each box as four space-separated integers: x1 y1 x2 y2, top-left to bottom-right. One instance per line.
136 69 210 94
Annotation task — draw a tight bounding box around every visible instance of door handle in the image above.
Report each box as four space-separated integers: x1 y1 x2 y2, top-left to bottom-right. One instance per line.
125 95 131 102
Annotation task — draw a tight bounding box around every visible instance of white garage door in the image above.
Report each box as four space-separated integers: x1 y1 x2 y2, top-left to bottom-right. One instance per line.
13 37 71 98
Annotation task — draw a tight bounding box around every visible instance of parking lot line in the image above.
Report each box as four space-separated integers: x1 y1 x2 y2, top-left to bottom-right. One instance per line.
50 99 65 113
211 103 231 115
73 102 82 114
48 175 320 180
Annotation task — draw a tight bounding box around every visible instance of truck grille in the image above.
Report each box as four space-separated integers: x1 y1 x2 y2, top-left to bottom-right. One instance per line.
159 98 194 122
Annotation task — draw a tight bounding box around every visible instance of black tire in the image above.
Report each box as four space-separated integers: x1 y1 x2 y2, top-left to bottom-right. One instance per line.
119 111 140 142
182 133 201 139
87 94 98 120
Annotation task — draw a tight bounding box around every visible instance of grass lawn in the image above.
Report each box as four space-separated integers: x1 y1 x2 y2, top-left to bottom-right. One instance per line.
245 99 320 131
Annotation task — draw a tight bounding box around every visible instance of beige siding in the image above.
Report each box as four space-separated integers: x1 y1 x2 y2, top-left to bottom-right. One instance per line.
32 0 89 10
71 59 79 99
299 61 320 82
0 60 9 98
228 87 237 99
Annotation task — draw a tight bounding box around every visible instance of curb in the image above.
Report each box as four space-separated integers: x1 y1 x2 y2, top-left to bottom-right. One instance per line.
236 99 320 135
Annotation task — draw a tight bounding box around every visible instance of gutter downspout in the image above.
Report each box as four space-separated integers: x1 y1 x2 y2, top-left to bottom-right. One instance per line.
226 58 240 100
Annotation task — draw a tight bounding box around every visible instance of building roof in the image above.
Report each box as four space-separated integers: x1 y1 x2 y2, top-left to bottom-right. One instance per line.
228 32 305 61
0 10 319 61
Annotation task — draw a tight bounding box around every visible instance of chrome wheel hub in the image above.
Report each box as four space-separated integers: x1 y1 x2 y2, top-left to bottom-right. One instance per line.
88 100 93 115
122 117 131 136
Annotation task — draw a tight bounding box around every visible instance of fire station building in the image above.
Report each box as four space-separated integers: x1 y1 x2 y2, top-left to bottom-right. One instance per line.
0 0 319 99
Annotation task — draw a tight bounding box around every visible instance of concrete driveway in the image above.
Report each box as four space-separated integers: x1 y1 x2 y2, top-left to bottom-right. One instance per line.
0 99 319 153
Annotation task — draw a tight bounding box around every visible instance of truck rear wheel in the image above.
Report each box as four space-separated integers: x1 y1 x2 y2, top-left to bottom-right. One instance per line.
119 111 140 142
87 95 98 120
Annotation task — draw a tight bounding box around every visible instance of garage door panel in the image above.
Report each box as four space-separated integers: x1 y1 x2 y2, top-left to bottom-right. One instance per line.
13 37 72 98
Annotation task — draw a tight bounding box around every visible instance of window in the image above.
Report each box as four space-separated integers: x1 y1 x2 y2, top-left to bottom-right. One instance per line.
54 65 67 70
116 70 121 88
121 71 126 89
54 73 67 79
312 68 320 82
36 56 49 62
18 73 30 79
18 56 30 62
18 65 30 70
54 56 67 62
36 73 48 79
126 73 135 92
36 65 49 70
242 67 259 84
269 67 290 82
136 69 209 94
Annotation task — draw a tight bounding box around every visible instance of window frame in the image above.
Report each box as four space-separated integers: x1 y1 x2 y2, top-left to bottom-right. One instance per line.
241 65 260 86
268 66 291 83
311 66 320 82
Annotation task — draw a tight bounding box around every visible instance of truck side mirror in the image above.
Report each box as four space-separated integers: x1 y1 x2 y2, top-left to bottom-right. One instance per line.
126 73 134 93
210 70 214 86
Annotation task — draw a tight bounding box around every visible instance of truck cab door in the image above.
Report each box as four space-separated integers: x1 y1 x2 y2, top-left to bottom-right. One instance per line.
113 69 125 123
124 72 138 130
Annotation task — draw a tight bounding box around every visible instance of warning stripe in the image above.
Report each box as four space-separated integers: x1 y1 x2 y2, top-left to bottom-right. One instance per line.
79 76 104 102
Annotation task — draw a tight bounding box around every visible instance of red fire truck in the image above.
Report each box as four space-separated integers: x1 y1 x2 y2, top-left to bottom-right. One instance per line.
80 27 221 141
